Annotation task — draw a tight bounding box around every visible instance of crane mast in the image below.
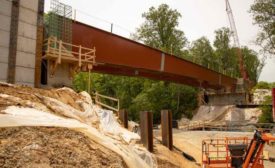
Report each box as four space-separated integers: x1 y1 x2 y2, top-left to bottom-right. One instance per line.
225 0 248 81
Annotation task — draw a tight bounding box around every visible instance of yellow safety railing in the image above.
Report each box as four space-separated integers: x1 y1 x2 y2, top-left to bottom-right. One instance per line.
93 92 120 112
43 36 96 67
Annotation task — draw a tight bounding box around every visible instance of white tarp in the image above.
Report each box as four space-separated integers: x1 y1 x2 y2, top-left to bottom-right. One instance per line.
0 106 150 168
0 86 156 168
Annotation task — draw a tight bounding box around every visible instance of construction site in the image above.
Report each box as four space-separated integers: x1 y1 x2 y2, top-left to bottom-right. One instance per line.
0 0 275 167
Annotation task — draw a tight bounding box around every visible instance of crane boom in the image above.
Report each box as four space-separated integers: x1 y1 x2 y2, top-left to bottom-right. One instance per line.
225 0 248 81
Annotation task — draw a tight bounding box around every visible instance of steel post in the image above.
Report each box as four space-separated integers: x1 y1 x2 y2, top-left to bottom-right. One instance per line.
119 109 128 128
161 110 173 150
140 111 153 152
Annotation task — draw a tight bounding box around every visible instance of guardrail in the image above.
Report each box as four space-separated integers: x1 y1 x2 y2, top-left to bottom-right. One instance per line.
93 92 120 112
43 36 96 67
180 121 275 132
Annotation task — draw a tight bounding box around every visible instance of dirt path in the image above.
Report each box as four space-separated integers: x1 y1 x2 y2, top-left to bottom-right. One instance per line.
172 130 275 168
0 126 127 168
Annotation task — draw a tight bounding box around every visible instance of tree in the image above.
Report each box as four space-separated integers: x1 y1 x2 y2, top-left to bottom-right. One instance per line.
212 27 263 82
190 37 215 68
258 96 273 123
213 27 237 72
254 81 275 89
130 4 198 122
250 0 275 56
133 4 188 57
241 47 264 83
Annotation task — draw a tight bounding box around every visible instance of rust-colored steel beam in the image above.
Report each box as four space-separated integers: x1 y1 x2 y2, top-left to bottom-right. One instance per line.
72 21 237 90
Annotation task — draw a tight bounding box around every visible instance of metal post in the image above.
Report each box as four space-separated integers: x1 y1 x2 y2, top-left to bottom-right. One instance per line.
34 0 45 88
140 111 153 152
272 88 275 122
119 109 128 128
111 23 113 33
161 110 173 150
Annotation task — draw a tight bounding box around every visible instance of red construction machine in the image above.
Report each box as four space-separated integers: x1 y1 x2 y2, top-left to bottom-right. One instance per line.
202 130 275 168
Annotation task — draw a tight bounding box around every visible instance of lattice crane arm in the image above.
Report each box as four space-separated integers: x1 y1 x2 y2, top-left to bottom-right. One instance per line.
225 0 249 81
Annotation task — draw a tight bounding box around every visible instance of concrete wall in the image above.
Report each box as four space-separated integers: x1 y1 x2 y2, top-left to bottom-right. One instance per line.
16 0 38 86
0 0 11 82
0 0 38 86
208 93 247 105
47 63 73 87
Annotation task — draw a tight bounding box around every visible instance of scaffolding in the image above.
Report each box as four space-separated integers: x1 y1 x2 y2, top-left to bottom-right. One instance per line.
48 0 72 45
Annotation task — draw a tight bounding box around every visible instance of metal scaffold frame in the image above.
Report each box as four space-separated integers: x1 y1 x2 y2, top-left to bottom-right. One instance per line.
48 0 72 45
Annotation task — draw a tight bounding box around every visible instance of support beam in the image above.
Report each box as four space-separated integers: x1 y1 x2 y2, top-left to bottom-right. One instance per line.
272 88 275 122
140 111 153 152
118 109 128 129
35 0 45 87
7 0 20 83
161 110 173 150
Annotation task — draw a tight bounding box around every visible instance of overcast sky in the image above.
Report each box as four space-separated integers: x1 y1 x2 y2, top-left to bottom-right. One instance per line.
45 0 275 82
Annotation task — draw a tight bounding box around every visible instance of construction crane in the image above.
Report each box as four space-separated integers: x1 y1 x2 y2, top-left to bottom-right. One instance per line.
225 0 249 81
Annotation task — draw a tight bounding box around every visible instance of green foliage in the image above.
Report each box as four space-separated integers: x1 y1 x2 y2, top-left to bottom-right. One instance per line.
258 96 273 123
241 47 264 83
250 0 275 56
253 81 275 89
190 36 215 68
212 27 263 82
214 27 237 72
73 73 198 123
133 4 188 57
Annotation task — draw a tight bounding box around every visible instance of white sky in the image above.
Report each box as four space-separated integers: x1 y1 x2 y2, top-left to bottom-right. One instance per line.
44 0 275 82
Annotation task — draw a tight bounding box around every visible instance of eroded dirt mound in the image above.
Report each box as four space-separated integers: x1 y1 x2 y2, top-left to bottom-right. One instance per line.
0 83 84 111
0 127 127 168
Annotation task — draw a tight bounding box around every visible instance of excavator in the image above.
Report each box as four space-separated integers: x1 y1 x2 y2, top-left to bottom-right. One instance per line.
202 130 275 168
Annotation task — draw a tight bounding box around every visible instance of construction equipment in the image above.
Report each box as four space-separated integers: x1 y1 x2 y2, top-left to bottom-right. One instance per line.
202 130 275 168
225 0 249 82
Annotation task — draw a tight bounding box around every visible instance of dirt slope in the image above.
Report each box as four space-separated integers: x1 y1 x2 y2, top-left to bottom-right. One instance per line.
0 127 127 168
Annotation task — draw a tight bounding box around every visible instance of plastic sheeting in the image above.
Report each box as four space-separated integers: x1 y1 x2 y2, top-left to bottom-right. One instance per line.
0 106 150 168
0 86 156 168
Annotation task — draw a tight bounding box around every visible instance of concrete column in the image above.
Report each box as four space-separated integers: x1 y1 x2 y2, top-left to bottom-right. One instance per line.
7 0 20 83
118 109 128 129
272 88 275 122
0 0 12 82
161 110 173 150
140 111 153 152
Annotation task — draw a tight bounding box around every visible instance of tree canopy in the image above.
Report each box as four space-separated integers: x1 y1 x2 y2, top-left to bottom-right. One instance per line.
250 0 275 56
133 4 188 57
